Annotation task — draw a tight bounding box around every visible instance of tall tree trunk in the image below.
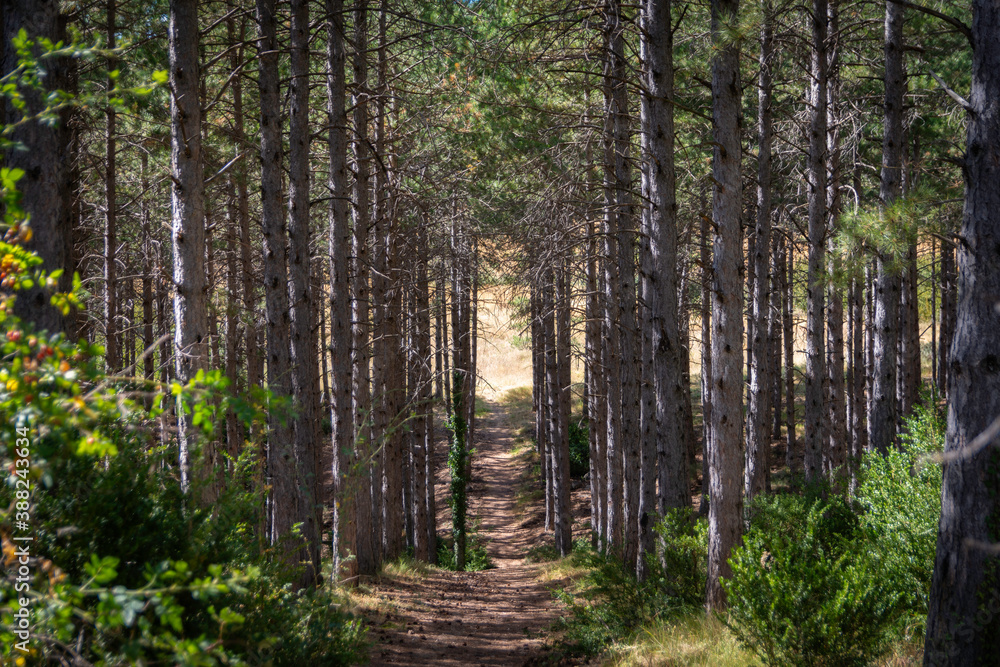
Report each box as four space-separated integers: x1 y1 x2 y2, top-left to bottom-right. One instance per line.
769 234 783 444
543 264 566 556
924 3 1000 661
288 0 319 584
746 1 773 504
104 0 119 373
601 0 625 554
2 0 73 334
804 0 828 482
586 219 607 547
225 177 241 457
413 218 433 562
450 218 471 570
327 0 356 583
784 240 796 468
869 0 904 454
699 190 712 517
351 0 377 578
170 0 211 500
140 151 155 389
825 0 846 483
554 260 573 556
707 0 743 610
642 0 689 529
257 0 295 552
938 239 955 397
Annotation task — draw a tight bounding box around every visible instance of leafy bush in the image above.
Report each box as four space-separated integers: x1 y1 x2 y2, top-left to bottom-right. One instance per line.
435 520 493 572
725 494 905 666
568 419 589 477
857 399 943 620
558 510 707 656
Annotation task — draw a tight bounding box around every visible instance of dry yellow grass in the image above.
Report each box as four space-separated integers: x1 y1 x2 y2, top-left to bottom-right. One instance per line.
610 615 762 667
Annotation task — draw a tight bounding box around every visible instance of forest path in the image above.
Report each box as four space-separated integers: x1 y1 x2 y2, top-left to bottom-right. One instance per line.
363 399 565 666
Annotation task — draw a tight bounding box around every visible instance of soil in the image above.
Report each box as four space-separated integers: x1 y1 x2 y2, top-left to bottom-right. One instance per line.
362 400 574 666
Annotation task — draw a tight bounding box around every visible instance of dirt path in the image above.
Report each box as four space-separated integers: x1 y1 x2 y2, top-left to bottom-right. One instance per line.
364 400 564 666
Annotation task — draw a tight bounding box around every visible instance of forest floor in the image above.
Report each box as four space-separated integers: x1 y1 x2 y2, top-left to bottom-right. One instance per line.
358 398 577 666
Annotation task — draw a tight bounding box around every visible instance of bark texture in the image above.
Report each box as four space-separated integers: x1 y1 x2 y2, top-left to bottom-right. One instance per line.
924 2 1000 662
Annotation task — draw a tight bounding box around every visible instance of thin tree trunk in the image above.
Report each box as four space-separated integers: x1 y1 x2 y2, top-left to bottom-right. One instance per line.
140 151 155 390
804 0 829 482
601 0 626 554
413 219 433 562
938 239 955 397
327 0 356 583
869 0 904 454
104 0 119 373
351 0 377 578
784 240 796 468
586 219 607 547
825 0 846 483
699 191 712 517
746 1 773 504
554 260 573 556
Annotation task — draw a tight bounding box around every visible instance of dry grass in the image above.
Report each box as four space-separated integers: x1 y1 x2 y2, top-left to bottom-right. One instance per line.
610 615 762 667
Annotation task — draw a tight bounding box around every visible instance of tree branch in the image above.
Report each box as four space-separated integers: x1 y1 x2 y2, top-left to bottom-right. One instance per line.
928 68 974 113
887 0 973 47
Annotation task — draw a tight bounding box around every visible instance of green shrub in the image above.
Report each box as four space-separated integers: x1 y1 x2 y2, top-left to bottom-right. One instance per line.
857 400 943 620
558 510 707 656
568 419 589 477
435 520 493 572
725 494 904 666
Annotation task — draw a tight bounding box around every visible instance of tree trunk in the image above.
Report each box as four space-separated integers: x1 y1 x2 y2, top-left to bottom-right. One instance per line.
351 0 377 578
825 0 846 484
554 260 573 556
924 3 1000 661
601 0 625 554
804 0 828 483
938 239 955 397
413 219 434 562
287 0 320 584
784 240 796 469
746 1 773 504
869 0 904 455
326 0 356 583
170 0 211 501
707 0 743 610
104 0 119 373
586 219 607 547
699 190 712 517
642 0 689 531
140 151 155 390
231 16 261 396
2 0 73 335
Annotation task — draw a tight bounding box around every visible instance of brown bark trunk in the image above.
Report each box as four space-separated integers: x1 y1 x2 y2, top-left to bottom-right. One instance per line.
924 3 1000 660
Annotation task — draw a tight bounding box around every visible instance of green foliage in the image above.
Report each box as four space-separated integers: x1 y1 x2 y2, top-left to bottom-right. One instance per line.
435 527 493 573
724 494 905 666
557 511 707 656
568 419 589 477
857 399 944 621
0 175 365 665
0 29 166 151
